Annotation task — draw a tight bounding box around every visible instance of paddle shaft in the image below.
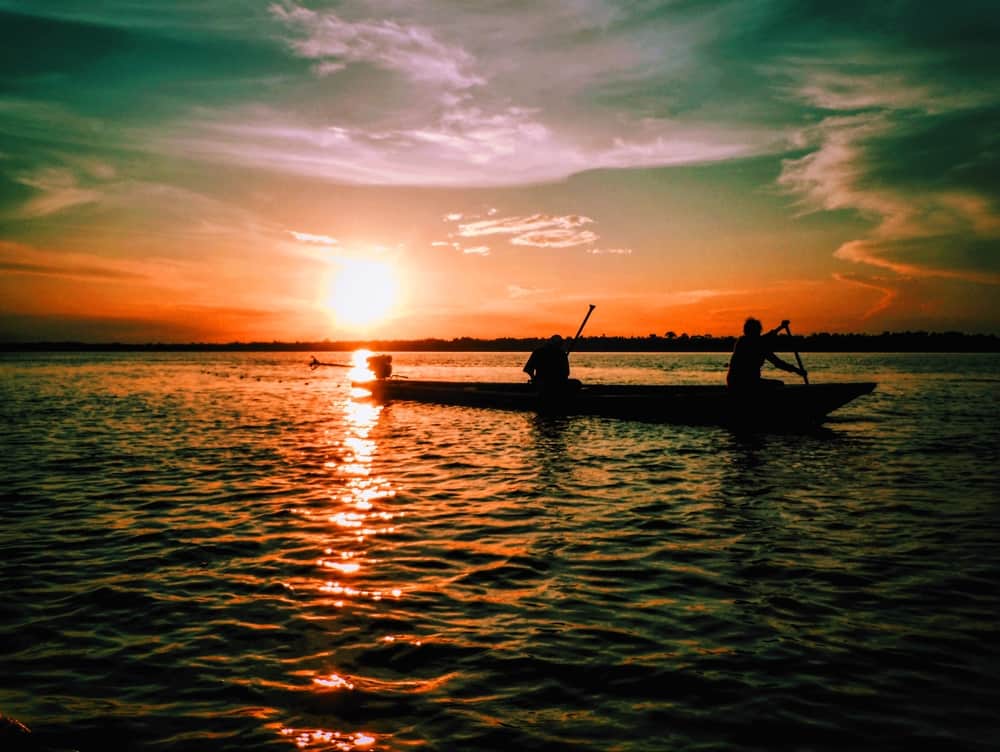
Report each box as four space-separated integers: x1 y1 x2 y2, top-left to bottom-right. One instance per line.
309 357 351 369
783 323 809 385
566 305 596 354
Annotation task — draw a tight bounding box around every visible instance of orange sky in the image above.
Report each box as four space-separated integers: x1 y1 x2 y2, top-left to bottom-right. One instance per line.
1 3 998 342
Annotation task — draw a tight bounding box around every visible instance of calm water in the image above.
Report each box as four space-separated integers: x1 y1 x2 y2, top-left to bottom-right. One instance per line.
1 351 998 751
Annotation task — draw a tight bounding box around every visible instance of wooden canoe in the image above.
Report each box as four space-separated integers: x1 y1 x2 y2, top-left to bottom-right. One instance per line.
352 379 877 428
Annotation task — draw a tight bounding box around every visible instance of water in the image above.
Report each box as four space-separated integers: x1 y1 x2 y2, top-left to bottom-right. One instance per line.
1 351 998 751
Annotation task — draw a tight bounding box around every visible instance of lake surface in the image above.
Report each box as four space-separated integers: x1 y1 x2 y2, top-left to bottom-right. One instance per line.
1 351 998 751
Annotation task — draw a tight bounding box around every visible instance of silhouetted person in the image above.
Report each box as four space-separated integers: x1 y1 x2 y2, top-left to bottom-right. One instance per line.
523 334 571 397
727 317 806 389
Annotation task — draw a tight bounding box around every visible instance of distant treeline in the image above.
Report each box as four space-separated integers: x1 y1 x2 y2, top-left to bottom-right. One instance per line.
2 331 998 353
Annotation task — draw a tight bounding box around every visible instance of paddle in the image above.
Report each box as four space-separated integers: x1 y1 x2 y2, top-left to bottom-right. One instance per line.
781 322 809 385
566 304 596 355
309 355 350 370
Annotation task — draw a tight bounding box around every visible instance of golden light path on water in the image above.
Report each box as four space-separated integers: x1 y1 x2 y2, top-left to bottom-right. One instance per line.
2 351 998 751
278 350 399 750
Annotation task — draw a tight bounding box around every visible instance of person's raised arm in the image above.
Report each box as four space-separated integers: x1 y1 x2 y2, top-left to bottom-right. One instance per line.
765 319 790 337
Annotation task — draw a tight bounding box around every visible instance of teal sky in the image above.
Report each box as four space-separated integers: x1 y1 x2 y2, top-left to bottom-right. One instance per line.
1 1 998 341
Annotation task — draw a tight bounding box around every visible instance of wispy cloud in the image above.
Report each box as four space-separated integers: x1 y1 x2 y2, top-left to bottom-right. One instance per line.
434 211 637 257
0 98 116 150
8 156 279 256
792 69 935 113
510 230 597 249
172 107 773 186
659 288 735 306
170 105 564 186
833 272 898 319
453 214 598 249
0 241 149 282
785 58 996 115
152 2 784 187
508 285 551 298
0 260 144 281
587 247 632 255
289 230 338 245
271 2 484 90
599 130 758 168
778 53 1000 287
14 167 103 218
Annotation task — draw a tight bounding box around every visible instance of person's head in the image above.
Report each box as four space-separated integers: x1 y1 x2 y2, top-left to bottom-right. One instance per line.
743 317 762 337
548 334 564 346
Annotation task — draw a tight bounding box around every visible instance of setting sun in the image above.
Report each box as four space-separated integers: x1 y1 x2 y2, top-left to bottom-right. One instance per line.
325 259 399 328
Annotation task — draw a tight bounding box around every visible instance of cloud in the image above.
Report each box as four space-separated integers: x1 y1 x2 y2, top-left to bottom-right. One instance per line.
171 106 774 186
788 67 983 114
587 247 632 255
0 305 281 345
434 211 634 254
14 167 103 218
659 288 735 306
271 2 484 90
16 1 996 199
290 230 338 245
833 272 898 319
828 269 997 331
171 104 567 186
6 155 278 257
0 99 114 151
0 241 148 282
0 260 144 281
152 2 787 187
599 131 758 168
462 246 490 256
508 285 551 298
453 213 598 249
778 51 1000 286
510 230 598 248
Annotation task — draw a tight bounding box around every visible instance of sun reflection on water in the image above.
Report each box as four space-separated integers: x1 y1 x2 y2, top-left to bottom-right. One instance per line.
278 353 402 750
280 727 378 751
348 348 377 383
313 672 356 690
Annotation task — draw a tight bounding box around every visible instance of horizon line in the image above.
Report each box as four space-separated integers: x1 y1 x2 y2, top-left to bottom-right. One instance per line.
2 330 998 354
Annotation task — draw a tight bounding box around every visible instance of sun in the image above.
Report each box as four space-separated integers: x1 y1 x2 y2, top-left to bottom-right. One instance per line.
325 259 399 328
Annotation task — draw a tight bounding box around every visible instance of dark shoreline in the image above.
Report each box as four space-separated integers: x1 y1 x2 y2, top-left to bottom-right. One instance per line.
2 332 998 353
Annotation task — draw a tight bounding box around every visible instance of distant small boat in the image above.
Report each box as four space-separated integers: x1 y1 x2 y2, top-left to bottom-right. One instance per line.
351 379 877 428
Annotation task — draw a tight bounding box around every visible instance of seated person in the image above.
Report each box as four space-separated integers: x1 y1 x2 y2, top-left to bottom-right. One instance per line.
523 335 572 395
727 318 807 389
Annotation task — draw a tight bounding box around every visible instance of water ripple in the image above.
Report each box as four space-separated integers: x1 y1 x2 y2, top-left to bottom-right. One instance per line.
1 352 998 751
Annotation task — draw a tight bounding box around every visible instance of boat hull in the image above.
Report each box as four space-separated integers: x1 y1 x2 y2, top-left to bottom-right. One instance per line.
352 379 877 427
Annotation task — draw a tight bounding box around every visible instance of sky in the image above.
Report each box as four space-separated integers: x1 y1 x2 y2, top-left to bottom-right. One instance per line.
1 0 998 342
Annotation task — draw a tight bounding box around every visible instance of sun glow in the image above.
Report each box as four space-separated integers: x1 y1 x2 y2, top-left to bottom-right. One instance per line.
348 348 375 383
325 259 398 328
